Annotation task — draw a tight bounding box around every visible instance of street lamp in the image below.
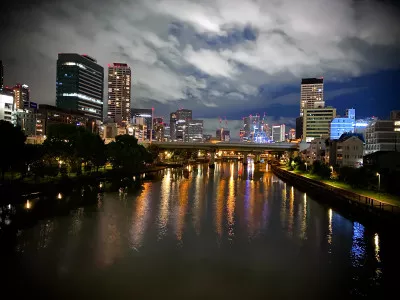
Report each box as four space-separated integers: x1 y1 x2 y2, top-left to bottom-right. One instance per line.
376 172 381 195
305 162 308 171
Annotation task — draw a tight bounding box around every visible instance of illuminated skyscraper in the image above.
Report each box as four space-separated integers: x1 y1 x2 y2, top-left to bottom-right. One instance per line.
56 53 104 120
272 125 285 142
131 108 153 141
13 83 30 110
300 78 324 116
107 63 131 125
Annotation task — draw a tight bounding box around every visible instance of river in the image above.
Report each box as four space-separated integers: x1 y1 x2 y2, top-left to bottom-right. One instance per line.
3 162 399 299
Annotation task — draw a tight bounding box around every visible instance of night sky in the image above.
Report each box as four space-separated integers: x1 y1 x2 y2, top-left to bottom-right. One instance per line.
1 0 399 136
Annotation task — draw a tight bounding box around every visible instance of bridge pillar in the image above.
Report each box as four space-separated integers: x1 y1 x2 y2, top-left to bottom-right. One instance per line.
243 152 248 165
209 151 215 169
255 153 261 164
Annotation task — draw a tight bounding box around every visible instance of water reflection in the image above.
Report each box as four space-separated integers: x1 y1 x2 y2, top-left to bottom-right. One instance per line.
9 162 398 298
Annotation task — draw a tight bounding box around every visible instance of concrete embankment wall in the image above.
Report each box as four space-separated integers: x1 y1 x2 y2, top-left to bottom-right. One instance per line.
272 166 400 225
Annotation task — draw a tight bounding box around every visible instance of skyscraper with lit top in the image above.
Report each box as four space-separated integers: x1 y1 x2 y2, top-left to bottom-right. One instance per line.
107 63 131 125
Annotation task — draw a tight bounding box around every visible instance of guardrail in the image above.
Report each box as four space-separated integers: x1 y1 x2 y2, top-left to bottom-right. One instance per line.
272 166 400 215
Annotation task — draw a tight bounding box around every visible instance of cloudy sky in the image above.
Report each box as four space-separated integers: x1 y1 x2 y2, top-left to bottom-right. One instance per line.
1 0 400 137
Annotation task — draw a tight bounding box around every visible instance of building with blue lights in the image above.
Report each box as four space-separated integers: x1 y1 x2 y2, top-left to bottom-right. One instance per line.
56 53 104 120
330 118 355 140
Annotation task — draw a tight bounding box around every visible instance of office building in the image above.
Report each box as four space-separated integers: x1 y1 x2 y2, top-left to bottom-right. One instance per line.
170 109 192 142
188 120 203 142
56 53 104 120
300 78 324 116
164 124 170 141
0 60 3 88
216 128 230 142
153 117 164 141
272 125 285 142
289 128 296 140
303 107 336 142
107 63 131 124
365 120 400 155
0 94 14 122
330 117 355 140
13 84 30 110
295 117 303 139
35 104 92 136
346 108 356 120
203 134 212 141
131 108 153 141
12 109 37 136
129 118 147 142
170 112 177 141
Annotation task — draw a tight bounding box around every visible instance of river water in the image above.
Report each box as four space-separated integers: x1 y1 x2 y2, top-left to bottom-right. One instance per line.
4 162 399 299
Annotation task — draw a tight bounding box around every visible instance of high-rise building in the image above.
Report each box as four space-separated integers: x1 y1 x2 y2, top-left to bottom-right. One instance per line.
346 108 356 120
0 94 14 123
175 109 192 142
330 118 355 140
170 112 177 141
13 84 30 110
365 120 400 155
131 108 153 141
216 128 230 142
153 117 164 141
272 125 285 142
0 60 3 89
188 120 203 142
295 117 303 139
107 63 131 125
164 124 170 141
12 108 37 136
300 78 324 116
243 116 251 138
303 107 336 142
289 128 296 140
56 53 104 120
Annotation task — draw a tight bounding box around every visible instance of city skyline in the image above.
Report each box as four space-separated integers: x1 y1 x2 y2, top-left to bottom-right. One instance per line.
1 0 399 136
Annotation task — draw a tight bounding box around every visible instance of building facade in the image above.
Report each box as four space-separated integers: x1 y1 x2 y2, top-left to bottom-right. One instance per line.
365 120 400 155
188 120 203 142
295 116 303 139
327 135 364 168
13 84 30 110
302 138 326 165
303 107 336 142
153 117 164 141
330 118 355 140
289 128 296 140
300 78 324 116
216 128 230 141
131 108 153 141
35 104 91 136
0 94 13 123
56 53 104 120
107 63 131 125
272 125 285 142
0 60 3 88
12 109 37 136
391 110 400 121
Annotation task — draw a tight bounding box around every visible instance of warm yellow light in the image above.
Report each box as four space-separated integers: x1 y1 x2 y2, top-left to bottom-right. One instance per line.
25 200 31 210
376 172 380 176
57 193 62 200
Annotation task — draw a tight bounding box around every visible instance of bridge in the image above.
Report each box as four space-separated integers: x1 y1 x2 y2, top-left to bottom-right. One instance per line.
149 141 299 152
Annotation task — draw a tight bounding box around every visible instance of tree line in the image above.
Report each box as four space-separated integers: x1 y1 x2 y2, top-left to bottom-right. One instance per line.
0 120 155 181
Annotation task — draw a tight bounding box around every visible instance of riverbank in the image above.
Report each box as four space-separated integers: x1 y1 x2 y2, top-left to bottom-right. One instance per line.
0 165 168 204
272 165 400 224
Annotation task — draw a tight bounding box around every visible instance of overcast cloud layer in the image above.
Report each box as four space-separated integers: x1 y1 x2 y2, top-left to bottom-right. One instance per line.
1 0 399 135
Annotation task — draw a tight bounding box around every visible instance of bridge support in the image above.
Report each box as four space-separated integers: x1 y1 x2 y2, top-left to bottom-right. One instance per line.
243 153 248 165
255 154 261 164
209 151 215 168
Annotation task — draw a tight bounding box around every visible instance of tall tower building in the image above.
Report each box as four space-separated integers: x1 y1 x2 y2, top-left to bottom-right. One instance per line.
13 84 30 110
0 60 3 88
107 63 131 125
300 78 324 116
56 53 104 120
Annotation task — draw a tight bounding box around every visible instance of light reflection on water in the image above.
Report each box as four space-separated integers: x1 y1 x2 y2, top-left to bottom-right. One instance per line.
10 162 398 298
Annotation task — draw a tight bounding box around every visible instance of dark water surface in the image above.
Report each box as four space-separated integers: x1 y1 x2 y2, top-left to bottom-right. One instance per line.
4 162 399 299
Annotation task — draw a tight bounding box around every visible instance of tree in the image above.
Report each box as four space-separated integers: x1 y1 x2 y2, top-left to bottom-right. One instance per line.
107 135 149 173
146 144 160 163
0 121 26 180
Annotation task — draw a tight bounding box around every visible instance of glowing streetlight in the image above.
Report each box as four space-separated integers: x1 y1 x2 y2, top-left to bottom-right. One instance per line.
376 172 381 194
305 162 308 171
